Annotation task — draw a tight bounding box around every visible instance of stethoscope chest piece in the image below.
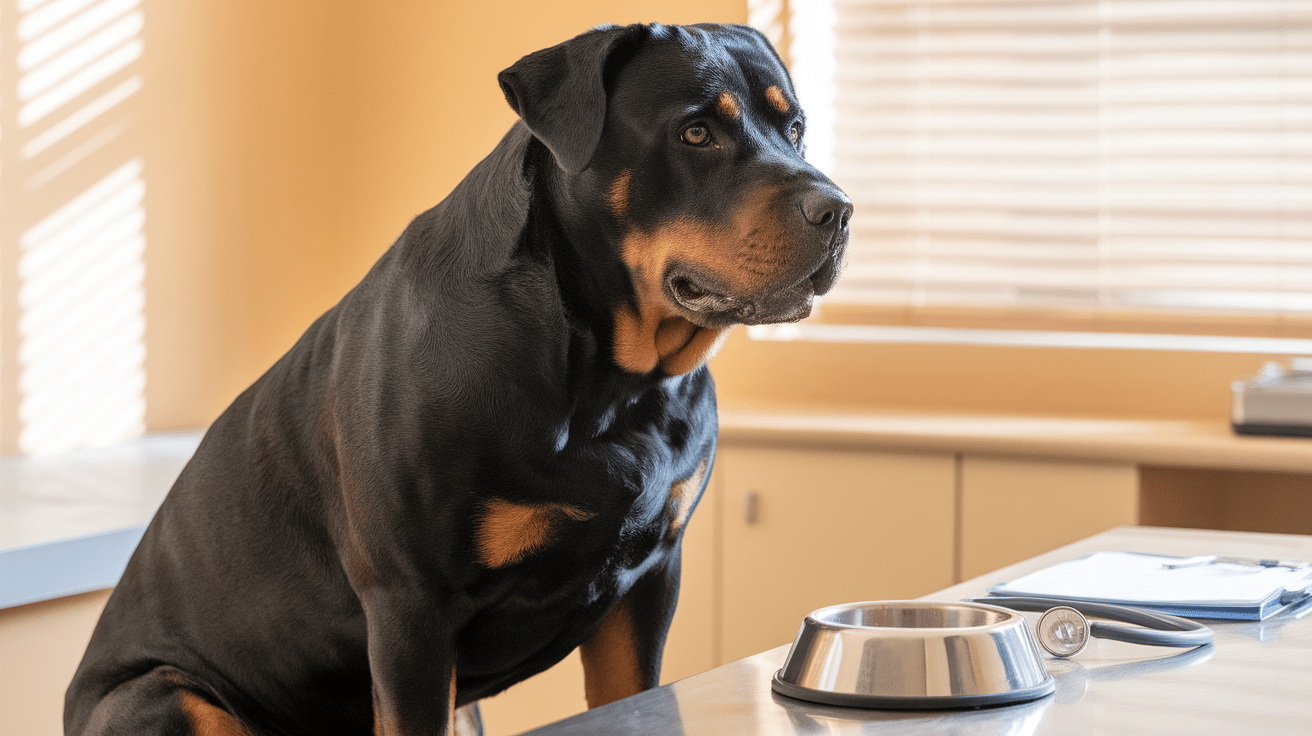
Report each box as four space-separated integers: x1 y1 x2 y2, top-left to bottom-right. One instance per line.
975 596 1214 656
1036 606 1090 658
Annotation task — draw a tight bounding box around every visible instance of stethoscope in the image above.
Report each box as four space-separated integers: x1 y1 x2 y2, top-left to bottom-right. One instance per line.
965 596 1214 657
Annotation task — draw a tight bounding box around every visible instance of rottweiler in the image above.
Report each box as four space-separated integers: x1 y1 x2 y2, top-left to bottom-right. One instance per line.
65 22 850 736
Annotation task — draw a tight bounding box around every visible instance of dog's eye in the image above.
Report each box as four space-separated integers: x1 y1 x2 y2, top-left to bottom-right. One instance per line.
789 122 804 146
682 125 712 147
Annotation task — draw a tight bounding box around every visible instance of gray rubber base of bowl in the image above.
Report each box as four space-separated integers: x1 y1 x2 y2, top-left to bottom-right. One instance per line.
771 670 1056 710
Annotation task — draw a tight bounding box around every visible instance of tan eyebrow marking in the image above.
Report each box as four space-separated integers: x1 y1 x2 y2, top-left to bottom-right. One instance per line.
766 85 790 114
717 90 741 119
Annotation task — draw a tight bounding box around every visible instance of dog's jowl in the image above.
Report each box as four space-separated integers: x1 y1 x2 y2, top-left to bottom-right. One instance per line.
65 23 849 736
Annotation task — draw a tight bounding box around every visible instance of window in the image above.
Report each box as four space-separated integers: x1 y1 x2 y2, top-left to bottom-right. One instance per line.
1 0 147 456
764 0 1312 351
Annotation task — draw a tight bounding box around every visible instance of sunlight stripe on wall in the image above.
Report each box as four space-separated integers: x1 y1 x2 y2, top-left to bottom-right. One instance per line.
17 160 146 456
20 74 141 159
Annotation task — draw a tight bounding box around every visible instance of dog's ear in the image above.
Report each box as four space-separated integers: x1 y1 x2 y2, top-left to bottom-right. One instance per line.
498 24 647 174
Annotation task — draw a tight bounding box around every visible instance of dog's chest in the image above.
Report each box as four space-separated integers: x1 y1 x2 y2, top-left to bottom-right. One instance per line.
455 466 708 689
471 409 710 576
468 373 711 551
457 380 714 654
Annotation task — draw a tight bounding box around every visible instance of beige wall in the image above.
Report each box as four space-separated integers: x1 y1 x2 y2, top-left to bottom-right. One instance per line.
140 0 749 431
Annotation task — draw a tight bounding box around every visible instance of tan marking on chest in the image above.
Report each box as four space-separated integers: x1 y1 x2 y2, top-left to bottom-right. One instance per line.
766 85 790 114
476 499 596 568
717 90 741 119
667 458 709 540
609 170 632 220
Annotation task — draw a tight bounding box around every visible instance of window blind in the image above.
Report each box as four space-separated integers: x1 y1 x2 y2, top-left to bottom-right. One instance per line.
811 0 1312 320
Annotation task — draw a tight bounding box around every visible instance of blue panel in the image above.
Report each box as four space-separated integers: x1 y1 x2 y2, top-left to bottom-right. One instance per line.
0 526 145 608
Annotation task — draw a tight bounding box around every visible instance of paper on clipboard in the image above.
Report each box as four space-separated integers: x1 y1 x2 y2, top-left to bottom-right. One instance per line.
988 551 1312 620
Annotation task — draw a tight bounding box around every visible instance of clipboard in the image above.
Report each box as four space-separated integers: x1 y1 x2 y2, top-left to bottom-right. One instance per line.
988 551 1312 620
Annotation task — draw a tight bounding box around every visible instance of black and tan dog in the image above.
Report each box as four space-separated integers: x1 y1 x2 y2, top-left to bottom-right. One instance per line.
66 22 850 736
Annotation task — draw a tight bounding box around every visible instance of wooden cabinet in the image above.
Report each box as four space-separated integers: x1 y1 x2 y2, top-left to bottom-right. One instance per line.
960 456 1138 580
714 443 956 663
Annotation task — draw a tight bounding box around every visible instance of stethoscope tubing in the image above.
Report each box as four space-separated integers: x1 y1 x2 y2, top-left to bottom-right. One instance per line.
968 596 1215 650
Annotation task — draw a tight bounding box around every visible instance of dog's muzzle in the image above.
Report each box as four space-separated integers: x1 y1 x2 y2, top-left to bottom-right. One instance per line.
669 185 852 327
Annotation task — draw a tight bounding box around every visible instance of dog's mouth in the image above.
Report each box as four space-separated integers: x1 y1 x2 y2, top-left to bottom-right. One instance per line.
666 254 840 327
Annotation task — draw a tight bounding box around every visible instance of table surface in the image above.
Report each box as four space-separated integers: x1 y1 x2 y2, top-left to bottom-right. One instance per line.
523 526 1312 736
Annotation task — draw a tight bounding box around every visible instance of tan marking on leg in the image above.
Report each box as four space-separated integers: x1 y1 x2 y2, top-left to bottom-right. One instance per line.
609 170 632 220
178 691 252 736
766 85 790 114
477 499 596 568
667 458 709 540
717 90 741 119
578 601 645 709
448 667 457 736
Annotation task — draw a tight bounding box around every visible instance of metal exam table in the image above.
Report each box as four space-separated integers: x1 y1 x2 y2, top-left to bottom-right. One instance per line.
523 526 1312 736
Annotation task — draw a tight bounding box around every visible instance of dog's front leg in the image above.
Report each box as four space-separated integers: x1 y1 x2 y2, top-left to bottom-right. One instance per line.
362 590 459 736
578 552 682 709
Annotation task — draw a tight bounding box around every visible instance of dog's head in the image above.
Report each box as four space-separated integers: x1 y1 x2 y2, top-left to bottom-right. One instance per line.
499 23 851 375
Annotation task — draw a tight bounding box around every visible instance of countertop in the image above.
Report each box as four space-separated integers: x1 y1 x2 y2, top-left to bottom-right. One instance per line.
0 432 200 608
523 526 1312 736
719 406 1312 473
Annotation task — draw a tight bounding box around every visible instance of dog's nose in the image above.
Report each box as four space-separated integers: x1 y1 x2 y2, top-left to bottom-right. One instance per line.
800 187 853 232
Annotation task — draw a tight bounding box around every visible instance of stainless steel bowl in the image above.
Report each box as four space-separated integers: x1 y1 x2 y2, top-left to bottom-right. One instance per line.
772 600 1055 709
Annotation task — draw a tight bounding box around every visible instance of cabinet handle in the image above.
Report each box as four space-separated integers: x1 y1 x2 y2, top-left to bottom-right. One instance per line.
744 491 760 525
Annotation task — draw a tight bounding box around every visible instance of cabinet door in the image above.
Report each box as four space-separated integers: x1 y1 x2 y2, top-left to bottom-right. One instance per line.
717 444 955 665
960 456 1137 581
